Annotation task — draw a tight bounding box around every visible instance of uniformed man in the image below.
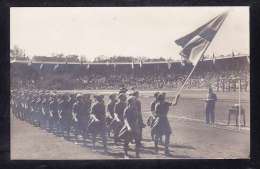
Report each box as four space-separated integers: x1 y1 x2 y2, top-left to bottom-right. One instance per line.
19 91 25 121
90 94 107 152
40 93 49 130
130 91 145 143
30 94 37 125
34 93 42 127
48 93 58 132
113 93 127 144
153 93 180 156
59 94 73 139
148 92 160 141
82 93 92 140
107 93 117 137
205 86 217 125
72 94 84 139
119 96 142 158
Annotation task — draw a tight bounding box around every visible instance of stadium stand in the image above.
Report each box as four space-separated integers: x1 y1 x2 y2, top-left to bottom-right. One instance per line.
10 55 249 91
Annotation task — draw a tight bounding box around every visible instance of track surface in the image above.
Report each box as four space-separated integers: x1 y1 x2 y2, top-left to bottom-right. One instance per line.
11 89 250 159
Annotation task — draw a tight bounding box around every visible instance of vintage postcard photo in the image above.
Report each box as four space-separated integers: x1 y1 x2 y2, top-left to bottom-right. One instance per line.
10 7 249 159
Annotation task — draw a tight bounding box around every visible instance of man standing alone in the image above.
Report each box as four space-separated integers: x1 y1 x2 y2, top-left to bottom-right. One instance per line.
205 86 217 125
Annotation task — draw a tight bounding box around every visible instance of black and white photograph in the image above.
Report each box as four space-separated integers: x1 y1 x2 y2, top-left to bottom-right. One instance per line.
10 7 249 159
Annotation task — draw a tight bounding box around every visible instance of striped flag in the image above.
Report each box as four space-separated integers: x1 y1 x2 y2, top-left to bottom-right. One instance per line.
175 12 228 66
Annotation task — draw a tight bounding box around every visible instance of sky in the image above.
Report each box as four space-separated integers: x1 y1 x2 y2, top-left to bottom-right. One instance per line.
10 7 249 61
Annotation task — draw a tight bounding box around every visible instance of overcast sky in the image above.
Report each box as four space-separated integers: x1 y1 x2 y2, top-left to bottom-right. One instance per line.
10 7 249 60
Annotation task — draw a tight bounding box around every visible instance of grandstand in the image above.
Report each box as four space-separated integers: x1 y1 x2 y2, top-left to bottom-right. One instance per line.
10 54 249 91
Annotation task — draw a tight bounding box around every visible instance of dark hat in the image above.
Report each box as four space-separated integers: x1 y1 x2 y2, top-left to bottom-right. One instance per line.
127 96 136 104
109 93 116 100
94 95 104 101
83 93 91 98
76 93 82 98
119 87 128 94
129 91 139 97
154 92 160 98
118 93 127 100
157 93 165 101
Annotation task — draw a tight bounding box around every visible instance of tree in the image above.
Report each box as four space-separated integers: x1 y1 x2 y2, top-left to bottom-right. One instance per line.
10 45 25 58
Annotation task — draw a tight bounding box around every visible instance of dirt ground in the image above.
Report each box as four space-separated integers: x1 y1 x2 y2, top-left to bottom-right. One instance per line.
11 112 249 159
11 89 250 159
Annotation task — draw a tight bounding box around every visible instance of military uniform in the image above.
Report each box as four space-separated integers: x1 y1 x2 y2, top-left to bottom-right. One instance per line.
148 92 159 141
113 94 127 144
59 95 73 138
72 94 91 138
153 93 179 155
90 95 107 151
49 95 58 132
119 96 142 158
205 88 217 124
107 94 117 137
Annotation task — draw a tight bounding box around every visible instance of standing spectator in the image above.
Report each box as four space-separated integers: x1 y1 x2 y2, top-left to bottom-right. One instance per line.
205 86 217 125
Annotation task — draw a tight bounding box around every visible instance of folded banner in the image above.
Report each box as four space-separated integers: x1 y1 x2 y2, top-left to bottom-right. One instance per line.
175 12 228 66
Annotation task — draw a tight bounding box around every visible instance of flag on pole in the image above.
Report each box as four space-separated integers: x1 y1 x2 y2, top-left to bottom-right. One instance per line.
27 60 32 66
232 51 235 58
113 63 116 71
247 55 250 63
139 60 143 68
175 12 228 66
86 64 90 70
212 53 216 64
40 63 44 70
167 61 172 70
131 61 134 69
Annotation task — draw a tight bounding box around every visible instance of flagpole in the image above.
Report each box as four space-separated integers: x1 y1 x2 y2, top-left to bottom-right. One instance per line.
173 11 228 102
174 41 211 102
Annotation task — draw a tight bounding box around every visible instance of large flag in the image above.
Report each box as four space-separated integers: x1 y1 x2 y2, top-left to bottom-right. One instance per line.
175 12 228 66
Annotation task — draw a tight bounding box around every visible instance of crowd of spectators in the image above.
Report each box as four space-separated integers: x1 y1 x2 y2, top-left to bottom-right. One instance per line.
11 55 249 92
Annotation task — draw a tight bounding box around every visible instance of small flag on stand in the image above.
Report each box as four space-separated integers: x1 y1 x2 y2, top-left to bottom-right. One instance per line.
247 56 250 63
27 60 32 66
40 63 44 70
212 53 216 64
131 61 134 69
167 61 172 70
139 60 143 68
113 63 117 71
86 64 90 70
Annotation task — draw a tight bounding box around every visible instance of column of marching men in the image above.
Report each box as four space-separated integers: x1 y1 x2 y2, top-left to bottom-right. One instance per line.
10 88 180 158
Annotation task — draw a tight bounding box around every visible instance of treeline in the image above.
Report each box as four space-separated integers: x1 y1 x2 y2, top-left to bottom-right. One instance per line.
93 55 167 63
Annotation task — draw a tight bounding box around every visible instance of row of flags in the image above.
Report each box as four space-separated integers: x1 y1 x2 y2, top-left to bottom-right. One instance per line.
33 61 173 71
29 53 248 72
